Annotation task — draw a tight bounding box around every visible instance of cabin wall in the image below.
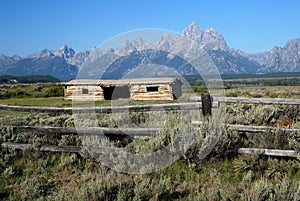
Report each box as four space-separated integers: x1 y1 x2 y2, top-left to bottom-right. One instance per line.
64 85 104 101
130 84 174 100
64 79 183 101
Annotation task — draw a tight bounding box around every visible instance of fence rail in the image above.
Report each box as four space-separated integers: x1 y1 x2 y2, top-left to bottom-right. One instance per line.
0 102 211 114
2 123 299 137
191 121 299 133
1 142 121 154
238 148 298 158
1 97 299 114
1 143 298 158
190 96 300 105
1 125 160 136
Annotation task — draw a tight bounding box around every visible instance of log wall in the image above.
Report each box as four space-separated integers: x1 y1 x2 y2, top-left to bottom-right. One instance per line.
130 84 174 100
64 85 104 101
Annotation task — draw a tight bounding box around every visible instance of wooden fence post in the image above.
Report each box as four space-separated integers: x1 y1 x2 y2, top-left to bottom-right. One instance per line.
201 93 212 117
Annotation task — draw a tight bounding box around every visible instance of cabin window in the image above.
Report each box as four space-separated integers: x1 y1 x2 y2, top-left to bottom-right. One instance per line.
146 86 159 92
82 88 89 94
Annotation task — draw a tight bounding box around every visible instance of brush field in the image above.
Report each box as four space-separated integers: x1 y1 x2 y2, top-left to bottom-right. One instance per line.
0 83 300 200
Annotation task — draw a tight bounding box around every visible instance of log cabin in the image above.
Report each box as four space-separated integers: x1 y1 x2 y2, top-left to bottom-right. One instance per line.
63 77 183 101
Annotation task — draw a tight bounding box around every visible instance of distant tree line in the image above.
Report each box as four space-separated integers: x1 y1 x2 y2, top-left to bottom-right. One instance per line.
184 73 300 87
221 72 300 79
224 78 300 87
0 84 64 99
0 75 60 84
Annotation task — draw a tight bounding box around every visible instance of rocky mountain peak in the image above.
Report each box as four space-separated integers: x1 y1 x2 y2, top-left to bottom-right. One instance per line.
270 46 280 54
0 54 8 60
27 49 54 59
0 54 21 71
284 38 300 54
0 54 21 61
156 32 174 50
205 27 221 37
131 38 153 49
116 38 153 56
286 38 300 45
12 55 22 61
56 44 75 58
252 38 300 73
161 32 172 41
180 22 228 51
182 22 203 40
58 44 69 51
202 27 228 50
39 49 54 58
116 40 138 56
183 22 200 33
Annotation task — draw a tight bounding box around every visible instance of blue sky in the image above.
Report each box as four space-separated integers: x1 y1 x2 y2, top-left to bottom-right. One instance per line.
0 0 299 56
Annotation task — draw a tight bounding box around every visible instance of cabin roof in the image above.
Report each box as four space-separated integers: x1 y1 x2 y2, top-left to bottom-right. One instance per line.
64 77 182 86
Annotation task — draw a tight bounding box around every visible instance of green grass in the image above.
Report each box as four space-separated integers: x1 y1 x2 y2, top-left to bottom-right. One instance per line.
226 86 300 98
0 97 179 107
0 97 70 107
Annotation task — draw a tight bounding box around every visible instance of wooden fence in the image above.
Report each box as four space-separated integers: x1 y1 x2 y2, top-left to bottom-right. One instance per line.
1 96 299 158
190 96 300 105
0 102 218 114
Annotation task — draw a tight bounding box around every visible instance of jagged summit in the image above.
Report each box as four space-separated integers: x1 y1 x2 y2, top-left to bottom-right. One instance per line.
182 22 202 40
183 22 200 33
161 32 172 40
202 27 228 51
180 22 228 51
56 44 75 58
116 38 154 56
206 27 216 32
58 44 69 51
30 49 54 58
156 32 174 50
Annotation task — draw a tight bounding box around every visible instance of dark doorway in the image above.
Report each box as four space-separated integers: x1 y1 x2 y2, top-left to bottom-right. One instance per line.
102 86 130 100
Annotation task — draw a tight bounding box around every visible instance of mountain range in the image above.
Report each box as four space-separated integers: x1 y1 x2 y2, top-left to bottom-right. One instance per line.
0 22 299 80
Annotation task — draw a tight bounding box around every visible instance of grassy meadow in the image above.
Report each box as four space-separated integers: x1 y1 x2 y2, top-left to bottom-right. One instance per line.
0 79 300 200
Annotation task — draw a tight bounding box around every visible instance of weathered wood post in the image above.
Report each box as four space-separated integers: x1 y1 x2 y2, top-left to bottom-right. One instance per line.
201 93 212 117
